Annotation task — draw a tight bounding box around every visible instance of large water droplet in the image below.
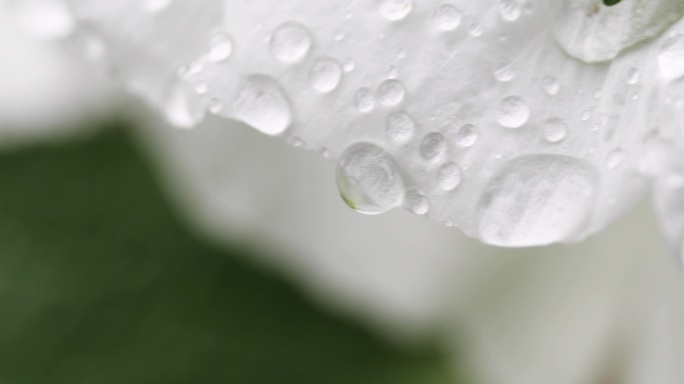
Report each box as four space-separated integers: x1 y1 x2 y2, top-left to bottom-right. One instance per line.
337 143 405 215
233 75 292 136
377 0 413 21
497 96 530 128
386 111 415 141
270 22 313 63
309 57 343 93
659 34 684 80
478 155 599 247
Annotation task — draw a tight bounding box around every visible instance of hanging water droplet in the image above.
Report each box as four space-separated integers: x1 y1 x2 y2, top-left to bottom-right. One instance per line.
309 57 343 93
407 191 430 215
658 34 684 80
377 0 413 21
377 79 406 106
437 163 462 191
541 76 560 96
497 96 530 128
208 31 234 62
386 111 415 141
478 155 598 247
543 118 567 143
270 22 313 63
433 4 462 31
420 132 447 162
336 143 405 215
355 88 376 113
456 124 478 147
233 75 292 136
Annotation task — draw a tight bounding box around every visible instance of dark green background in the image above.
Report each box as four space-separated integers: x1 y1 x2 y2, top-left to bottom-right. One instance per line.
0 124 458 383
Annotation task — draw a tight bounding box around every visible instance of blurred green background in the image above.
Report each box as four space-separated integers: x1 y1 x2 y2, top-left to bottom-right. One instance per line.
0 123 458 384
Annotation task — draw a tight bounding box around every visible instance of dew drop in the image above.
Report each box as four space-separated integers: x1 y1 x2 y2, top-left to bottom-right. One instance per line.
497 96 530 128
498 0 521 21
378 0 413 21
658 34 684 80
543 118 567 143
270 22 313 63
163 82 203 129
626 68 640 84
355 88 376 112
233 75 292 136
494 61 515 82
542 76 560 95
437 163 462 191
208 98 224 114
337 143 405 215
208 31 234 62
377 79 406 106
309 57 343 93
420 132 447 162
386 111 415 141
478 155 598 247
456 124 478 147
433 4 462 31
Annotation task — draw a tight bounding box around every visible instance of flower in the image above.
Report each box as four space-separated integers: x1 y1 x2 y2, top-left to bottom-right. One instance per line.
6 0 684 383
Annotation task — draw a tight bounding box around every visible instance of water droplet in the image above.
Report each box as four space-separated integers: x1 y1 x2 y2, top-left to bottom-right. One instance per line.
498 0 521 21
386 111 415 141
355 88 376 113
420 132 447 162
478 155 598 246
143 0 172 13
163 82 203 129
607 148 626 169
456 124 478 147
337 143 405 215
543 118 567 143
377 0 413 21
377 79 406 106
497 96 530 128
333 30 346 41
433 4 462 31
208 31 234 62
437 163 462 191
494 61 515 82
542 76 560 96
270 22 313 63
468 23 483 36
407 191 430 215
208 98 224 114
309 57 343 93
658 34 684 80
233 75 292 136
581 110 591 121
626 68 640 84
343 59 356 72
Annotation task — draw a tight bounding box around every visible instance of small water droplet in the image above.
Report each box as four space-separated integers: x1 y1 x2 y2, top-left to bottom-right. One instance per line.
456 124 478 147
494 61 515 82
543 118 567 143
407 191 430 215
270 22 313 63
542 76 560 96
143 0 172 13
626 68 640 84
377 0 413 21
468 23 483 36
208 98 224 114
386 111 415 141
433 4 462 31
437 163 462 191
343 59 356 72
377 79 406 106
208 31 234 62
497 96 530 128
607 148 626 169
233 75 292 136
309 57 343 93
420 132 447 162
355 88 376 112
337 143 405 215
498 0 521 21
